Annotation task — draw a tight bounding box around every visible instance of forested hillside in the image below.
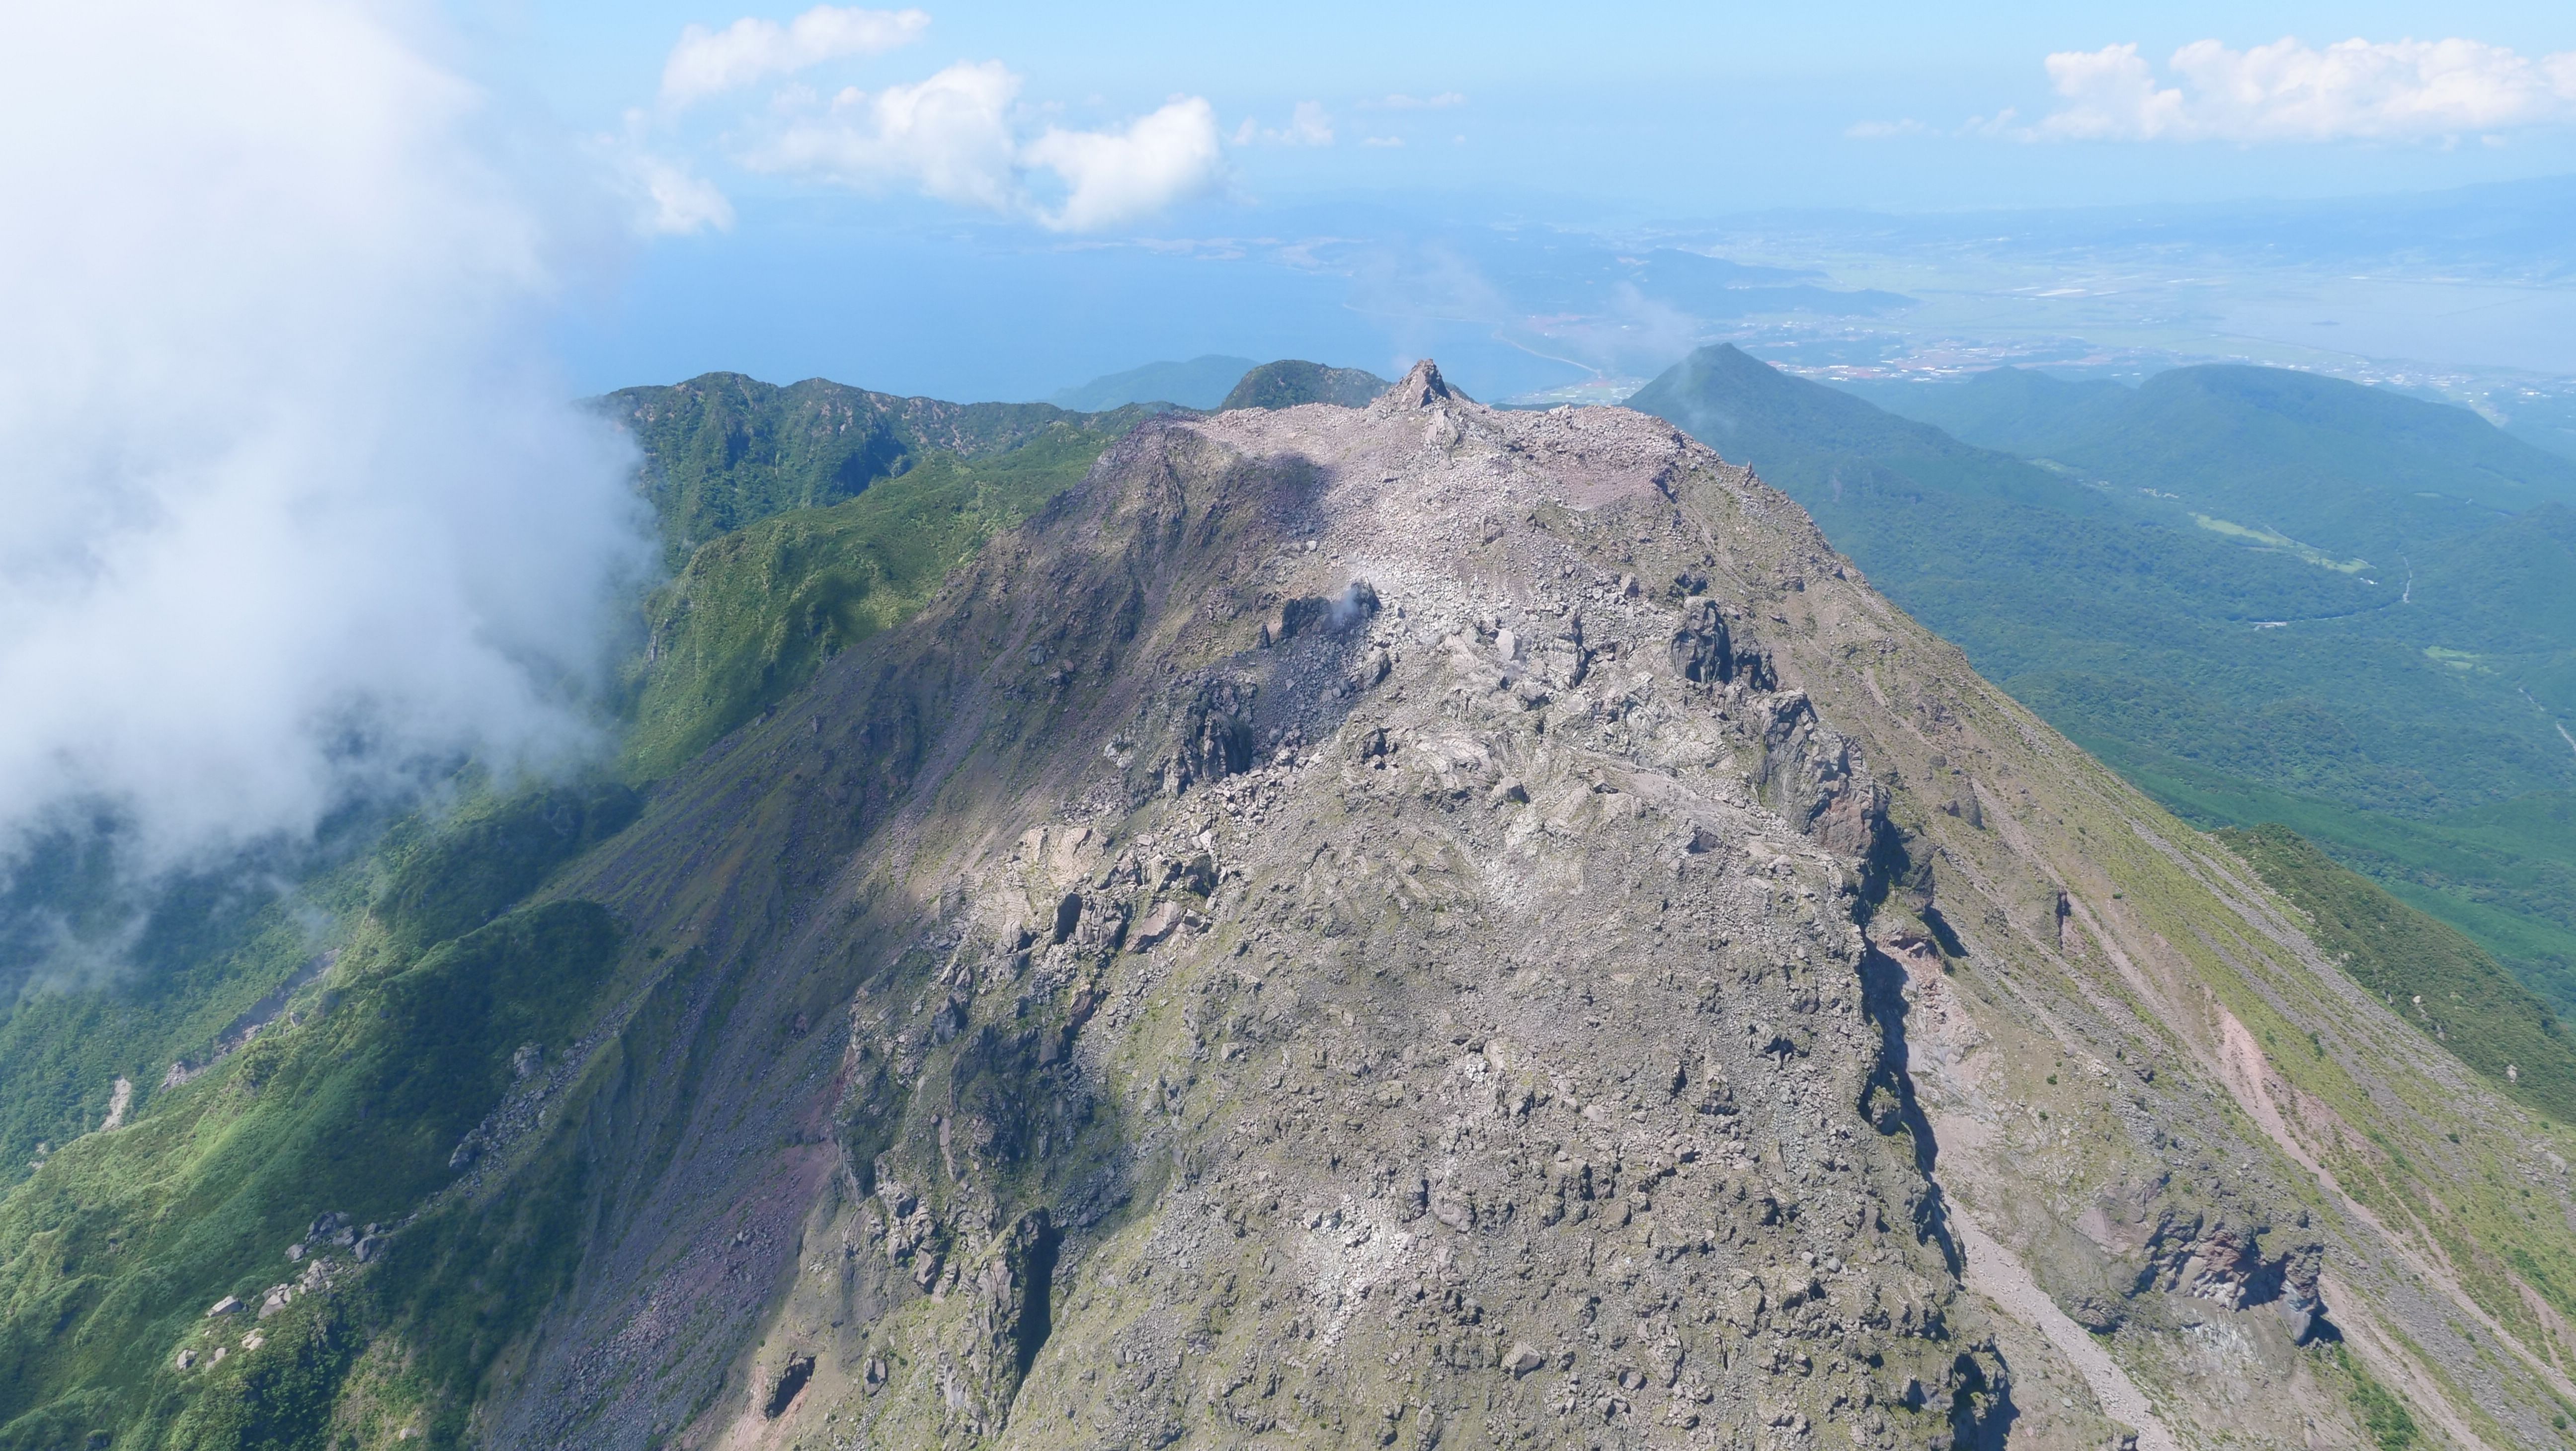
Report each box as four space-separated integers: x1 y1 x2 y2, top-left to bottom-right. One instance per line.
1634 345 2576 1011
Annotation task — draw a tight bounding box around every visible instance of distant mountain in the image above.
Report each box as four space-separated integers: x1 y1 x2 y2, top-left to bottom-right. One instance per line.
1218 358 1393 410
1844 363 2576 558
1631 344 2576 1012
1624 344 2112 517
1044 354 1255 411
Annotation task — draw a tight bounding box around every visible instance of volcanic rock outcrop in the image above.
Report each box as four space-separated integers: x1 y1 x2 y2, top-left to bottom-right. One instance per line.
479 363 2576 1450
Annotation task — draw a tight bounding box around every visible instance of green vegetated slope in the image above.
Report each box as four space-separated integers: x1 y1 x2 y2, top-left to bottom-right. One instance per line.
0 371 1150 1447
1630 344 2576 1017
0 370 1137 1155
0 840 364 1196
0 783 637 1200
623 417 1129 777
600 371 1158 563
0 786 634 1449
1843 362 2576 557
1217 358 1392 410
2223 822 2576 1123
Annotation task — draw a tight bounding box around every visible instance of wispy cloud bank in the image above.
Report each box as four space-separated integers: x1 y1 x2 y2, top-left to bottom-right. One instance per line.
608 136 738 235
0 0 651 872
1233 101 1335 147
752 62 1223 230
2038 37 2576 142
1025 98 1225 232
1367 92 1465 110
661 4 927 107
760 61 1025 211
659 8 1223 232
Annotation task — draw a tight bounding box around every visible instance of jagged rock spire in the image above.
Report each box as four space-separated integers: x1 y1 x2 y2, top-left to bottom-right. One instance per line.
1376 357 1457 411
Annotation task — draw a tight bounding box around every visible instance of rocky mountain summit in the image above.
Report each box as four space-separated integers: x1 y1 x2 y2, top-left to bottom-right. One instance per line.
439 367 2576 1446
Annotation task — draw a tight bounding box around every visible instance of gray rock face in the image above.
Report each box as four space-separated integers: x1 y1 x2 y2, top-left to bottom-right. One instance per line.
806 366 1997 1447
487 362 2576 1450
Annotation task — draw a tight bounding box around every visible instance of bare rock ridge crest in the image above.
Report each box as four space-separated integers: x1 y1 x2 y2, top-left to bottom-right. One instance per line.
479 360 2572 1448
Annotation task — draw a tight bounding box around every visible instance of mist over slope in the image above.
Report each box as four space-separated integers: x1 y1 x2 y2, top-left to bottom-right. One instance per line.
0 0 650 887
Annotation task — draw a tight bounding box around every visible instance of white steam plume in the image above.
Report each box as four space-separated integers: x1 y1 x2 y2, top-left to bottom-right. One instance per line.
0 0 652 874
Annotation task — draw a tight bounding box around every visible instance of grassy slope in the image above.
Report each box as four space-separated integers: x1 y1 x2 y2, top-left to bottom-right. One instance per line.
0 850 360 1196
0 866 624 1449
1630 345 2576 1016
0 786 636 1197
622 417 1129 779
598 371 1153 564
0 384 1127 1177
2092 739 2576 1009
2221 821 2576 1123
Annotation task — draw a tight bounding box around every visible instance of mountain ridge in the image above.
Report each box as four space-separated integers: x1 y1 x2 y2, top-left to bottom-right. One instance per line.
1844 362 2576 558
8 363 2576 1449
472 365 2576 1447
600 372 1164 562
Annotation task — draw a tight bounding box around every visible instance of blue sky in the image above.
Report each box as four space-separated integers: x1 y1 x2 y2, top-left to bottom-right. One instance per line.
464 1 2576 396
496 0 2576 203
10 0 2576 869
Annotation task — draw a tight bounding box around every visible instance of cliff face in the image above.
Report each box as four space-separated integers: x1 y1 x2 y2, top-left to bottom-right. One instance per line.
473 365 2576 1449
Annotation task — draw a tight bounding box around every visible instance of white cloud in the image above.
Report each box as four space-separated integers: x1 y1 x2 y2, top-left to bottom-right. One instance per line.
1846 118 1928 139
661 4 927 107
2038 37 2576 142
1959 108 2021 140
1288 100 1334 145
600 119 735 235
0 0 651 874
761 61 1023 210
1369 92 1465 110
752 63 1222 231
638 157 737 234
1025 97 1223 232
1233 100 1334 146
1361 135 1404 148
